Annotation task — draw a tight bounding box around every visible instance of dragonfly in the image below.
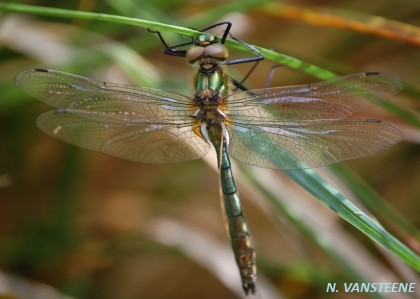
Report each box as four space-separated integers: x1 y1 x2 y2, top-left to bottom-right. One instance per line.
14 22 403 295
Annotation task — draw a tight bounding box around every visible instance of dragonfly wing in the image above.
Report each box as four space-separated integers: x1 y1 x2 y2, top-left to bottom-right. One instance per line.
15 69 209 163
228 120 402 170
225 72 403 124
37 110 210 164
14 68 193 124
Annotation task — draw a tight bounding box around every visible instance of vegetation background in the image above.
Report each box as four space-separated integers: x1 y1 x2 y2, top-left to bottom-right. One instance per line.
0 0 419 299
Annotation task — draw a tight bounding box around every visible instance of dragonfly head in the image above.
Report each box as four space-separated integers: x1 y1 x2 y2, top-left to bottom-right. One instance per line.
187 34 229 71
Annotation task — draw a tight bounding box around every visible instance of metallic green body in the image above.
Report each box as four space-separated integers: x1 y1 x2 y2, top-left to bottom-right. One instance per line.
195 69 228 95
195 66 256 293
210 129 257 292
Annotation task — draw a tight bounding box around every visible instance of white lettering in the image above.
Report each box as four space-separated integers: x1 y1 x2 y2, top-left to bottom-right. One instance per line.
341 282 416 293
344 283 352 292
326 283 337 292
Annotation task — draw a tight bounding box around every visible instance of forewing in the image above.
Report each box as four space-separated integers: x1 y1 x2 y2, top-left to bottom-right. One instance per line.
37 110 210 163
14 68 193 124
225 72 403 125
228 120 402 169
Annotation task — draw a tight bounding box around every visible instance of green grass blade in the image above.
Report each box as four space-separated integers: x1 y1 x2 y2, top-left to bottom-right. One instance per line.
0 2 335 80
284 168 419 271
239 165 389 299
331 164 420 239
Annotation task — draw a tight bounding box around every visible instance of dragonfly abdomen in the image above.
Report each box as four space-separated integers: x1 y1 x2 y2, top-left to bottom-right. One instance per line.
217 135 256 294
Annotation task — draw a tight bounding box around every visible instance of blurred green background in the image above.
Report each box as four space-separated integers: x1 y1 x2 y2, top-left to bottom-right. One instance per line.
0 1 419 299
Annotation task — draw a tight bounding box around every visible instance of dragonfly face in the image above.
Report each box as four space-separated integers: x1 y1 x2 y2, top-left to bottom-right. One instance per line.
187 34 229 72
14 22 403 295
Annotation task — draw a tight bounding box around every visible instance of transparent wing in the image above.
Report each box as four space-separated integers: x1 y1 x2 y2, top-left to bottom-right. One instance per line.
15 69 210 163
14 68 193 124
225 72 403 125
228 120 402 169
37 110 210 163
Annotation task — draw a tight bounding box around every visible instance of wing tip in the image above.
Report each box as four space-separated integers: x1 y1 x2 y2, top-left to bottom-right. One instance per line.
15 68 48 87
364 71 404 92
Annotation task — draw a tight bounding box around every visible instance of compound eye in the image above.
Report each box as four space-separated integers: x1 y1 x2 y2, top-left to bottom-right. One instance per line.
204 43 228 61
186 46 205 64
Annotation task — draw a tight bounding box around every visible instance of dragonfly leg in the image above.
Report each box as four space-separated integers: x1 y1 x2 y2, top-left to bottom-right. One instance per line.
148 22 233 58
147 28 190 57
149 23 264 91
231 60 261 91
264 64 284 89
226 35 263 66
227 35 264 91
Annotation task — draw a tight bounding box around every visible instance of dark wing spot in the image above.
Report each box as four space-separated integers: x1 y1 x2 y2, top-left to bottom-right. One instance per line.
34 68 49 72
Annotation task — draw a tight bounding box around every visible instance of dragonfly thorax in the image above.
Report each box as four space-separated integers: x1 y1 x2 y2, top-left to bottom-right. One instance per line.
192 61 229 126
194 89 220 106
193 89 225 124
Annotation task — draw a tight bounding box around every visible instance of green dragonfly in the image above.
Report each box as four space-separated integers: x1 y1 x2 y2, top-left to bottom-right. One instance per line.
14 22 403 294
